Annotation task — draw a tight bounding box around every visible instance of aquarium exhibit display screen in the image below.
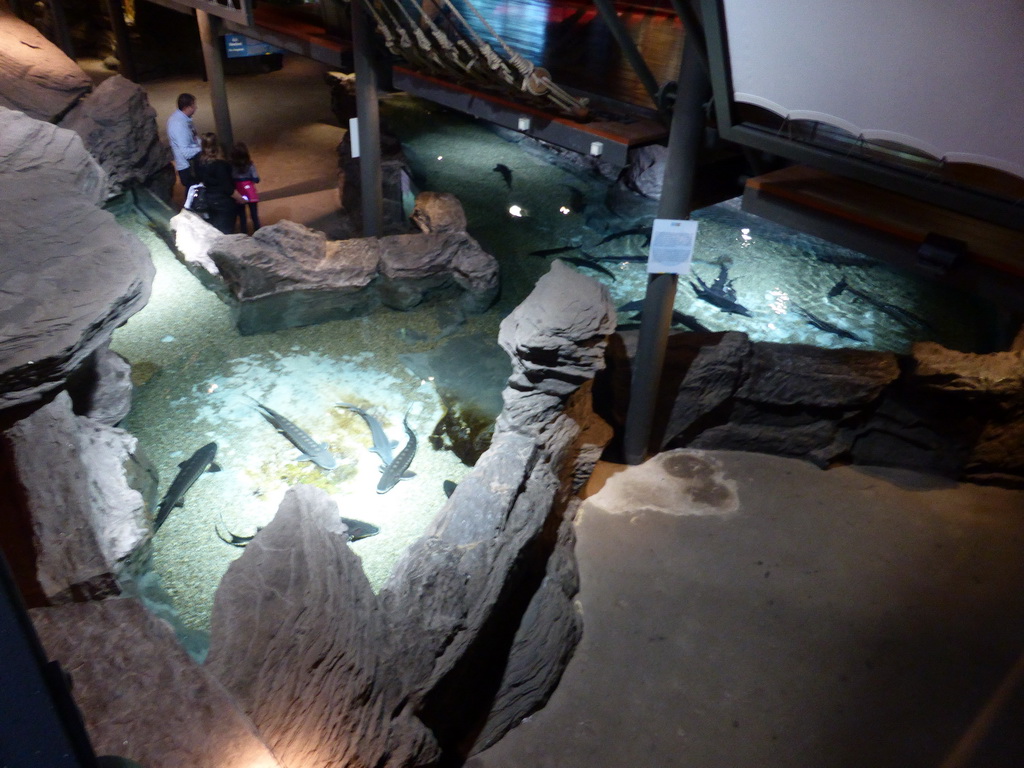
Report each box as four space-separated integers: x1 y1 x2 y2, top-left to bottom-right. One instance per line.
701 0 1024 224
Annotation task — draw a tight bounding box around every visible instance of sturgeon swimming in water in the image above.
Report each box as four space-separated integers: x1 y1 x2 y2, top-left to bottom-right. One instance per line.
249 397 338 470
154 442 220 532
336 403 398 466
377 412 417 494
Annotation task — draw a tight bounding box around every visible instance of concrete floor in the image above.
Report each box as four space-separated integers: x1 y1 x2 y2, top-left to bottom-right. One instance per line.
472 452 1024 768
92 55 1024 767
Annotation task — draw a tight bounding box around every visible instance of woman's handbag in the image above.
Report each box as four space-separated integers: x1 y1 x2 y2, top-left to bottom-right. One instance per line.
185 183 209 216
234 180 260 203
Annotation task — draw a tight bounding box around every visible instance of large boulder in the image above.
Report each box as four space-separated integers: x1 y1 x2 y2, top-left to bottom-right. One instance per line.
205 486 438 768
643 329 1024 486
173 197 500 335
0 107 153 408
620 143 667 199
4 392 153 605
30 598 282 768
0 9 91 122
59 75 174 200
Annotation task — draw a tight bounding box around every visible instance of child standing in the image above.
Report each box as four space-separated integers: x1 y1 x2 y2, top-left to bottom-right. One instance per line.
230 142 261 234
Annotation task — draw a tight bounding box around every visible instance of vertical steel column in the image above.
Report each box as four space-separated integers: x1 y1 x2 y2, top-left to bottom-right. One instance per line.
197 10 234 151
622 35 710 465
351 0 384 236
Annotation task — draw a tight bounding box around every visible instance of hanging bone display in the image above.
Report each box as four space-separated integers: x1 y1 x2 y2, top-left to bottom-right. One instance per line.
359 0 591 119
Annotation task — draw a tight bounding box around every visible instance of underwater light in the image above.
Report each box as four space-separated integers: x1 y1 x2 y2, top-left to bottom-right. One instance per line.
437 155 443 161
741 228 753 244
508 205 525 218
559 206 571 215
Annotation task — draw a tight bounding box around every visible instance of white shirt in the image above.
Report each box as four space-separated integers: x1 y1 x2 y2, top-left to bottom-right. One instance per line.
167 109 200 171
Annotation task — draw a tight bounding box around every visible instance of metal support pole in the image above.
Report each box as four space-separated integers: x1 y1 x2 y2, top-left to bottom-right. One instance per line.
591 0 662 109
622 35 710 465
352 0 384 236
197 10 234 151
104 0 137 82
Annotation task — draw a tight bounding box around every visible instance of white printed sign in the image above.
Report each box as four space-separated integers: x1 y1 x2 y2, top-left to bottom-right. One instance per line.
647 219 698 274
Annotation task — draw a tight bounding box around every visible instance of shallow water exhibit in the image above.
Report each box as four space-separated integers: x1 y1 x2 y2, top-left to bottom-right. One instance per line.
109 92 1004 649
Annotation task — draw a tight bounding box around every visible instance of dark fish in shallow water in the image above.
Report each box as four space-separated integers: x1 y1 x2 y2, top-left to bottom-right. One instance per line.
249 396 338 470
493 163 513 189
690 271 752 317
561 256 616 280
377 412 417 494
829 277 934 330
155 442 220 532
793 304 864 342
617 301 712 333
340 516 380 541
596 225 652 247
337 403 399 467
216 522 260 547
529 244 580 257
591 254 649 263
710 260 738 302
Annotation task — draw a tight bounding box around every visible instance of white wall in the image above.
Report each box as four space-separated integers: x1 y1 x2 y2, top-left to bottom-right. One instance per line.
722 0 1024 180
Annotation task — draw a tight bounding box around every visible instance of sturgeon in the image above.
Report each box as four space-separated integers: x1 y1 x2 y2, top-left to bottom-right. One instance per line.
340 517 381 541
336 403 398 466
249 397 338 470
690 270 752 317
155 442 220 532
793 304 864 342
377 413 417 494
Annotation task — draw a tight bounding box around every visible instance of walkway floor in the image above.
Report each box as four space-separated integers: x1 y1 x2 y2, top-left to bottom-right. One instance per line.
472 452 1024 768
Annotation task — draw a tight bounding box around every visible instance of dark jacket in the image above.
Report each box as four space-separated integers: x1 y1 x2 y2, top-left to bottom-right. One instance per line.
195 157 235 209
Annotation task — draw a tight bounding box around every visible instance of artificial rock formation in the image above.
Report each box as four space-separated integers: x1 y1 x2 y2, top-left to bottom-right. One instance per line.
635 331 1024 486
620 143 667 199
203 260 616 766
205 487 437 768
0 8 91 121
0 107 153 408
5 392 153 604
30 598 282 768
0 9 173 200
59 74 174 200
171 193 499 335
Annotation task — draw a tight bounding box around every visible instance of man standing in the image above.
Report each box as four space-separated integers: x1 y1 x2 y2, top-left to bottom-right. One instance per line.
167 93 201 190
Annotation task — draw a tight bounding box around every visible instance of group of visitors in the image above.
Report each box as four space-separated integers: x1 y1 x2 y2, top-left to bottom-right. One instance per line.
167 93 262 236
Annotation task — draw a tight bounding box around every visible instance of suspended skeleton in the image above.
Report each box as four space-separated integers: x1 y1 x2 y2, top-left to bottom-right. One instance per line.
357 0 590 119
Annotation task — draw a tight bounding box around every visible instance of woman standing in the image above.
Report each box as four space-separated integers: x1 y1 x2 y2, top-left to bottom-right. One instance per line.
194 132 243 235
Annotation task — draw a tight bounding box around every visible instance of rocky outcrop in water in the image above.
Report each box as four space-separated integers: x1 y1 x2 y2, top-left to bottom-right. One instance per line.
607 330 1024 487
620 144 667 199
0 107 153 409
29 597 282 768
203 261 615 766
171 192 500 335
5 392 154 605
0 8 91 122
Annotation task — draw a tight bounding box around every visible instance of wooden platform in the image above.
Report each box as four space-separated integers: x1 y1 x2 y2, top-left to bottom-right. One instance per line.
392 66 667 168
745 166 1024 278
